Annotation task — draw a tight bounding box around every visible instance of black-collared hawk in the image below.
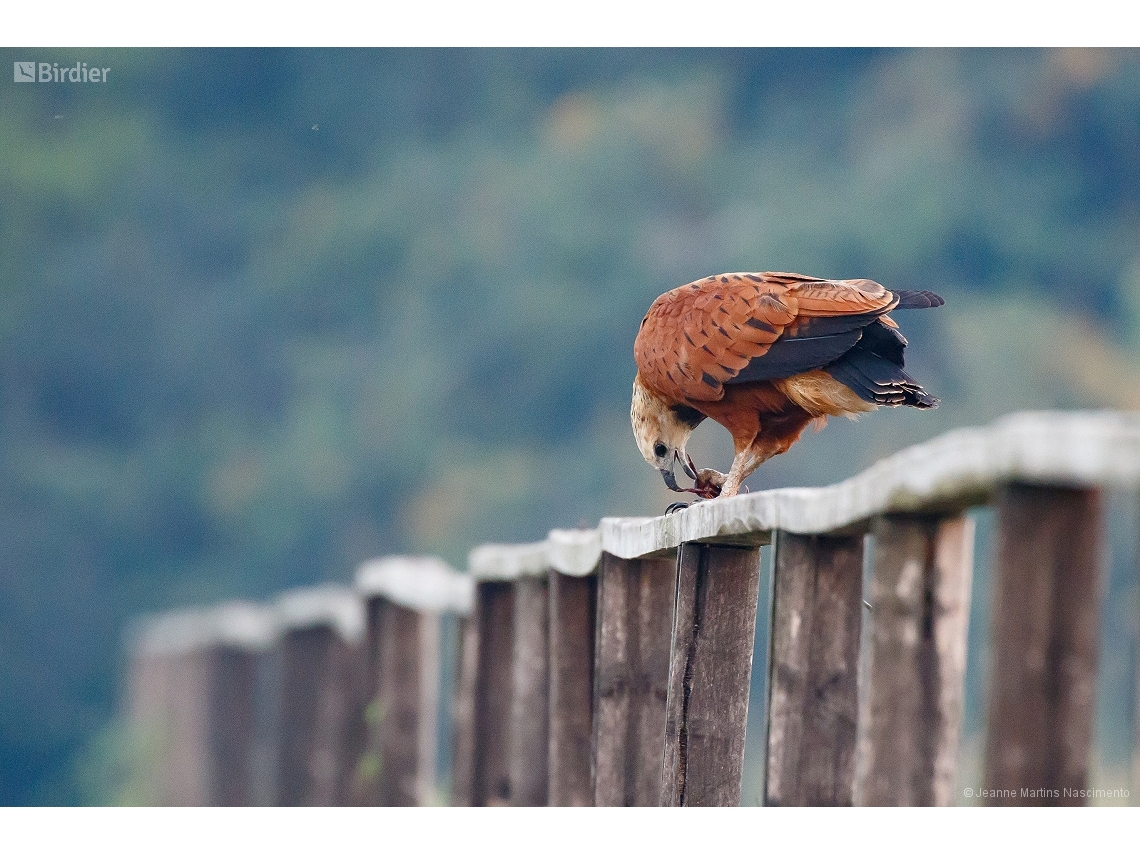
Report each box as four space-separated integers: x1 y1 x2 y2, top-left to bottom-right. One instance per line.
631 271 943 500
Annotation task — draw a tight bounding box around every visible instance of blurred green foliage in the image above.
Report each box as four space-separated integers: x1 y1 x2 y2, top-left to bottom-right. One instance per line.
2 48 1140 804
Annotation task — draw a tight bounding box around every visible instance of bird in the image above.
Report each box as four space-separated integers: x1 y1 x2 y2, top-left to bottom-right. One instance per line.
631 271 943 501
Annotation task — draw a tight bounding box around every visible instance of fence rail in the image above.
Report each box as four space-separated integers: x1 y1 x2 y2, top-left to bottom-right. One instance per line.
124 410 1140 806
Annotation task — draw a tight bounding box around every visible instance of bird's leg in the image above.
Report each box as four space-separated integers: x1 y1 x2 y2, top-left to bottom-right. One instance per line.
719 448 767 498
719 412 814 497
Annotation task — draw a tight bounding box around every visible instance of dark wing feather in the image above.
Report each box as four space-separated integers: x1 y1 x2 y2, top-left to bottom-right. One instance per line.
825 336 938 408
725 328 864 384
858 319 908 367
726 308 910 385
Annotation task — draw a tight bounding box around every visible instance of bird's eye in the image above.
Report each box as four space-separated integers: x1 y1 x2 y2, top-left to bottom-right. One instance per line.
653 442 668 458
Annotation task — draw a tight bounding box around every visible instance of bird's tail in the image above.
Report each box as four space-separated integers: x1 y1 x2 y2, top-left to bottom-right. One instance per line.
892 289 945 309
825 350 938 409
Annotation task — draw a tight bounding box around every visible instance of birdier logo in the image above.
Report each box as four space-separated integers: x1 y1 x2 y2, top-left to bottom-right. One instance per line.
14 61 110 83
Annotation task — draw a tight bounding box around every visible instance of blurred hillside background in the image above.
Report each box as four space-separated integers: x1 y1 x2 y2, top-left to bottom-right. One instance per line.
2 47 1140 805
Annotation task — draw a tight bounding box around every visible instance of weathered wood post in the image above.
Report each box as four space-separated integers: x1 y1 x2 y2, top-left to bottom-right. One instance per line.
546 529 602 806
855 514 975 805
983 483 1104 805
271 585 366 806
450 600 481 806
591 549 678 806
451 575 516 806
662 542 762 806
354 556 473 806
127 602 276 805
453 543 546 805
128 610 212 806
764 531 864 806
118 409 1140 810
469 542 553 806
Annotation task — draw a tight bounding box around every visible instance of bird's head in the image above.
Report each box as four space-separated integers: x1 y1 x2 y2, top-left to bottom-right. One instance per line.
631 374 700 492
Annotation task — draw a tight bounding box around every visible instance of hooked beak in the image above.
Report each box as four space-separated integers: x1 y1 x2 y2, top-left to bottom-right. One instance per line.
659 450 698 493
658 463 683 492
678 450 697 480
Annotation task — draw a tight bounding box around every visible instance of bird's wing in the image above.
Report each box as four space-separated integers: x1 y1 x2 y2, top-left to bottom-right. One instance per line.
634 272 901 402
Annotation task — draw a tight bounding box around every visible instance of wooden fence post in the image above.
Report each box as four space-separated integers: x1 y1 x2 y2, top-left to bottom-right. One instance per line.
355 556 473 806
462 580 516 806
547 529 601 806
272 586 366 806
450 608 480 806
468 542 553 806
128 613 210 805
592 551 678 806
451 579 515 807
855 514 974 805
662 543 762 806
984 483 1104 805
121 411 1140 810
127 603 276 805
204 604 277 807
511 573 551 806
764 531 864 806
456 542 554 811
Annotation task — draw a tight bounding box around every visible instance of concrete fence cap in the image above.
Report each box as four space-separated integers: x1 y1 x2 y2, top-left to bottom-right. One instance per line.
128 600 277 657
547 528 602 577
355 555 474 614
468 540 550 581
273 584 365 643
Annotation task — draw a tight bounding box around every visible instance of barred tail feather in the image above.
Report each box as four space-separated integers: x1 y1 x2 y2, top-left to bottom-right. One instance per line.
825 351 938 409
891 289 945 309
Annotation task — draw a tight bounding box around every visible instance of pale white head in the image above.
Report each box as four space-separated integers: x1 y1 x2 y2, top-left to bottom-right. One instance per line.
630 374 703 492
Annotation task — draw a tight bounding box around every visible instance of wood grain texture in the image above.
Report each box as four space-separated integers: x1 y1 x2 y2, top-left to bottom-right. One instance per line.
764 532 864 806
128 650 211 804
855 514 974 805
509 576 550 806
592 552 678 806
548 570 597 806
276 626 335 805
984 484 1103 805
470 581 515 806
662 543 761 806
273 626 365 806
206 647 260 805
363 599 441 805
450 612 479 806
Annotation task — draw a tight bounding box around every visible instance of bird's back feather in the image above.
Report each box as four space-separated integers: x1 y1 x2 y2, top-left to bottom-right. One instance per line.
634 272 940 407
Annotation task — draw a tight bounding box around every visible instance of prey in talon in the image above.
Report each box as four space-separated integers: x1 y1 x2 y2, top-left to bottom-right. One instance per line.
645 442 722 503
631 271 943 503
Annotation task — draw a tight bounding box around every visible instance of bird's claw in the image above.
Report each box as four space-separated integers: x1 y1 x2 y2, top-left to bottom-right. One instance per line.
692 468 725 500
665 497 711 515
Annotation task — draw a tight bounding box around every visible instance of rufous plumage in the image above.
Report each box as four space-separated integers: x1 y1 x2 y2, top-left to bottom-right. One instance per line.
631 271 943 500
